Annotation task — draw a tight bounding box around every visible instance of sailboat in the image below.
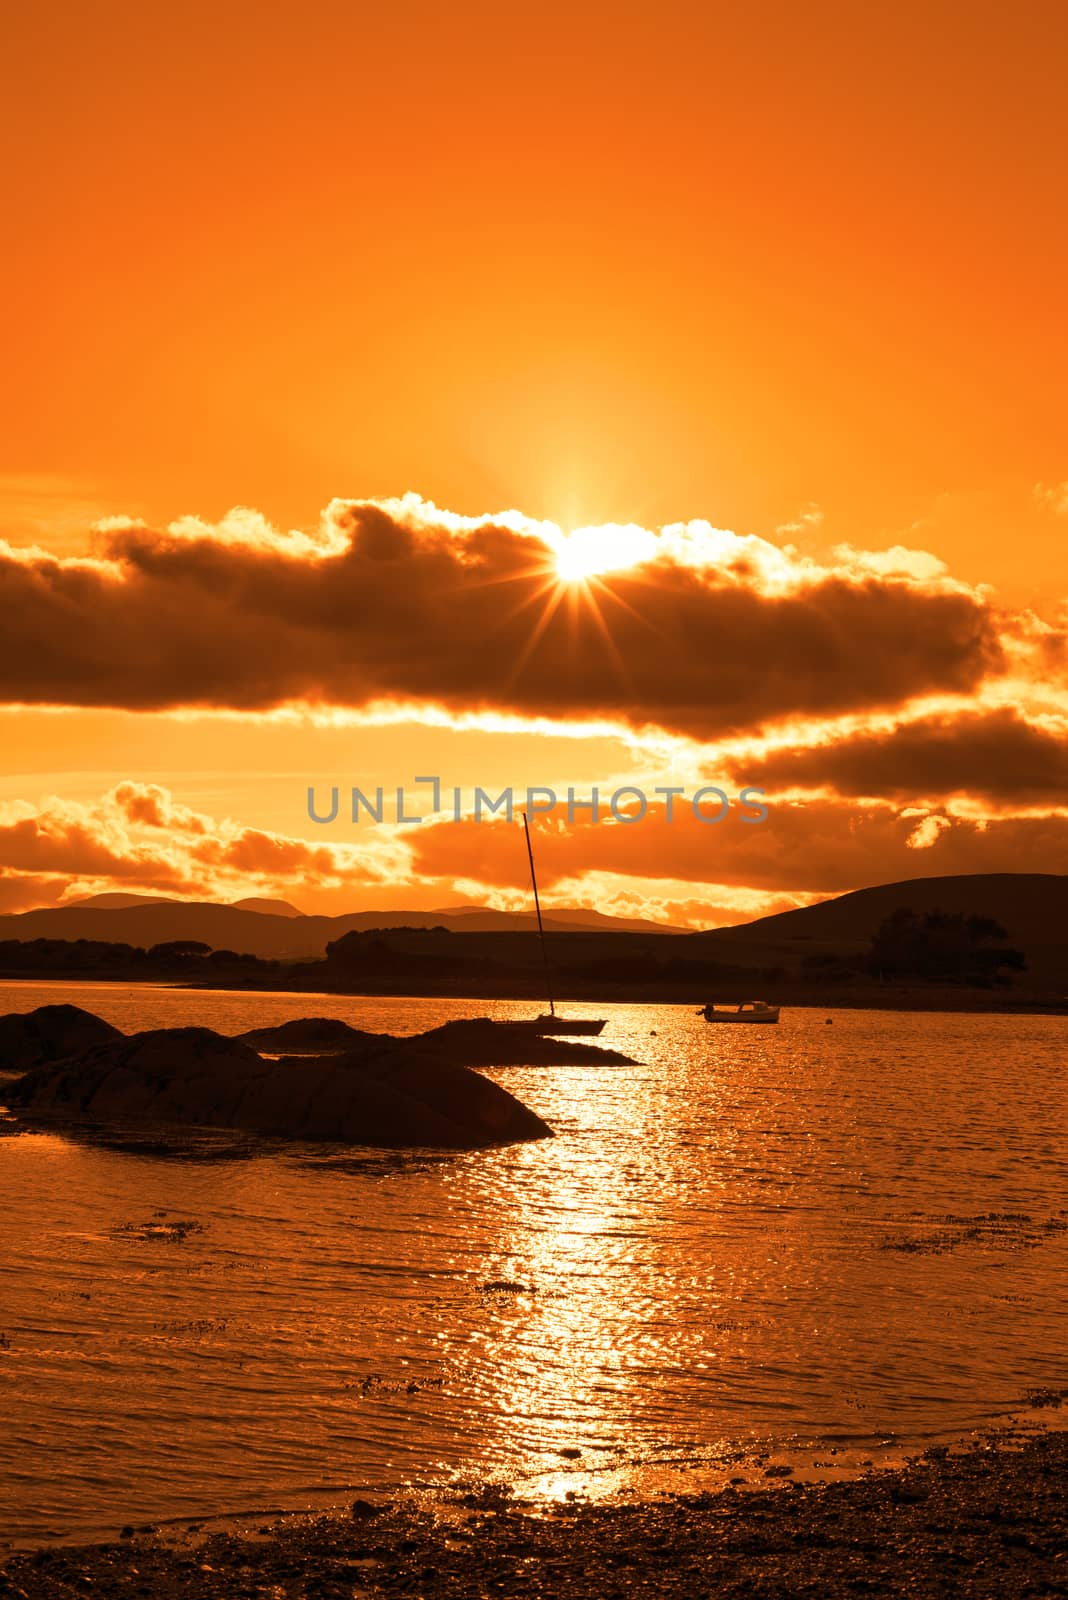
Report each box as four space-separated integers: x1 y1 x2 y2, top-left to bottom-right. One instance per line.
513 811 607 1037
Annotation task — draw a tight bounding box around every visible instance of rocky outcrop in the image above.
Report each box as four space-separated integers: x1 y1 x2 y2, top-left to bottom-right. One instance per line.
411 1018 634 1067
240 1015 635 1067
5 1015 555 1148
238 1017 380 1053
0 1003 123 1071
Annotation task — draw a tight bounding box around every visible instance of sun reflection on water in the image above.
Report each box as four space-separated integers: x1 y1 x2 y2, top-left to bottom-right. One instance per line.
1 986 1066 1542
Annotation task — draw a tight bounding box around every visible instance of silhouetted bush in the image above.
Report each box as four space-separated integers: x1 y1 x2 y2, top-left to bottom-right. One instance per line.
865 908 1026 985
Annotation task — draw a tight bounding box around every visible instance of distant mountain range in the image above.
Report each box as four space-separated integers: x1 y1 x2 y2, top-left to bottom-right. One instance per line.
3 895 682 958
1 874 1065 1007
69 893 307 918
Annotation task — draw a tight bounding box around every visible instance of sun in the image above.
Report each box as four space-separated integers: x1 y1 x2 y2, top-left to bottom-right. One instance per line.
550 523 656 583
488 519 657 691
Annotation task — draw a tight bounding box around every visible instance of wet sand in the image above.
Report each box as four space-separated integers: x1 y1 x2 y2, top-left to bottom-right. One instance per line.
4 1430 1067 1598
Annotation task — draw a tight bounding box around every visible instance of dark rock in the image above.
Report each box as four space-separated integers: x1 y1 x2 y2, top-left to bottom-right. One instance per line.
409 1017 635 1067
7 1027 264 1120
0 1004 122 1071
7 1020 554 1149
238 1017 381 1054
236 1015 633 1069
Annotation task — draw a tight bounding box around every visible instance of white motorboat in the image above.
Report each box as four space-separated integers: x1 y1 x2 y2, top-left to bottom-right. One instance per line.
699 1001 781 1024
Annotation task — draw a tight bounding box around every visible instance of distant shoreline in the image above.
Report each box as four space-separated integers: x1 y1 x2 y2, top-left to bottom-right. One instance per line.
1 971 1066 1016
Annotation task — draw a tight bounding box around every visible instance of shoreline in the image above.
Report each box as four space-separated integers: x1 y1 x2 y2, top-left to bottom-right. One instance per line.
1 974 1067 1017
4 1428 1067 1598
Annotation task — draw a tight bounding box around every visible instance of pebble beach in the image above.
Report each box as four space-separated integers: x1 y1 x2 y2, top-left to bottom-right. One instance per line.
4 1430 1067 1599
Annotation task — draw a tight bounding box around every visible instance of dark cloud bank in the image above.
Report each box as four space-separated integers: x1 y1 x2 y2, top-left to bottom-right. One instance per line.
0 503 1006 736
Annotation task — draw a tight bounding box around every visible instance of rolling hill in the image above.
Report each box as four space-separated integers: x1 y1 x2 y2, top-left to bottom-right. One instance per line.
688 873 1068 990
4 875 1065 1002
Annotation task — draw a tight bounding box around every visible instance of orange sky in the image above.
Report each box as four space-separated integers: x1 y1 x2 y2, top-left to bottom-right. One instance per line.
2 2 1067 925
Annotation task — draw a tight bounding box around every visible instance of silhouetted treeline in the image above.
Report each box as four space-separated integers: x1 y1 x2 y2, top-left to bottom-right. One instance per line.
0 938 278 977
0 913 1044 1008
864 909 1027 985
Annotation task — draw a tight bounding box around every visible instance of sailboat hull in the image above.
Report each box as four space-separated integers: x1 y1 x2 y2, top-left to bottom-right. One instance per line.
530 1016 606 1035
504 1016 607 1036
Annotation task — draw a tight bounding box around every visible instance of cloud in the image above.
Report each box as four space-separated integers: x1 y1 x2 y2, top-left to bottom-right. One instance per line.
0 784 403 913
749 707 1068 806
1 778 1066 927
1035 481 1068 516
776 503 824 535
829 543 949 582
408 799 1068 901
526 870 811 928
904 813 953 850
0 495 1006 738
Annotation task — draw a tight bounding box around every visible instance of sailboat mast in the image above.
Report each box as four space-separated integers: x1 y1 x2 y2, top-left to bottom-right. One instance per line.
522 810 555 1017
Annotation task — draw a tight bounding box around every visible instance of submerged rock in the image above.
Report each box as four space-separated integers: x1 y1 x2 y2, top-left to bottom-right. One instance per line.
240 1014 634 1066
0 1003 122 1071
238 1016 379 1053
394 1017 635 1067
5 1012 555 1149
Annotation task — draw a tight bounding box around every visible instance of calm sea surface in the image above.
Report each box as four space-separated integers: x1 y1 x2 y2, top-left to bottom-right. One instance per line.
1 982 1066 1544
